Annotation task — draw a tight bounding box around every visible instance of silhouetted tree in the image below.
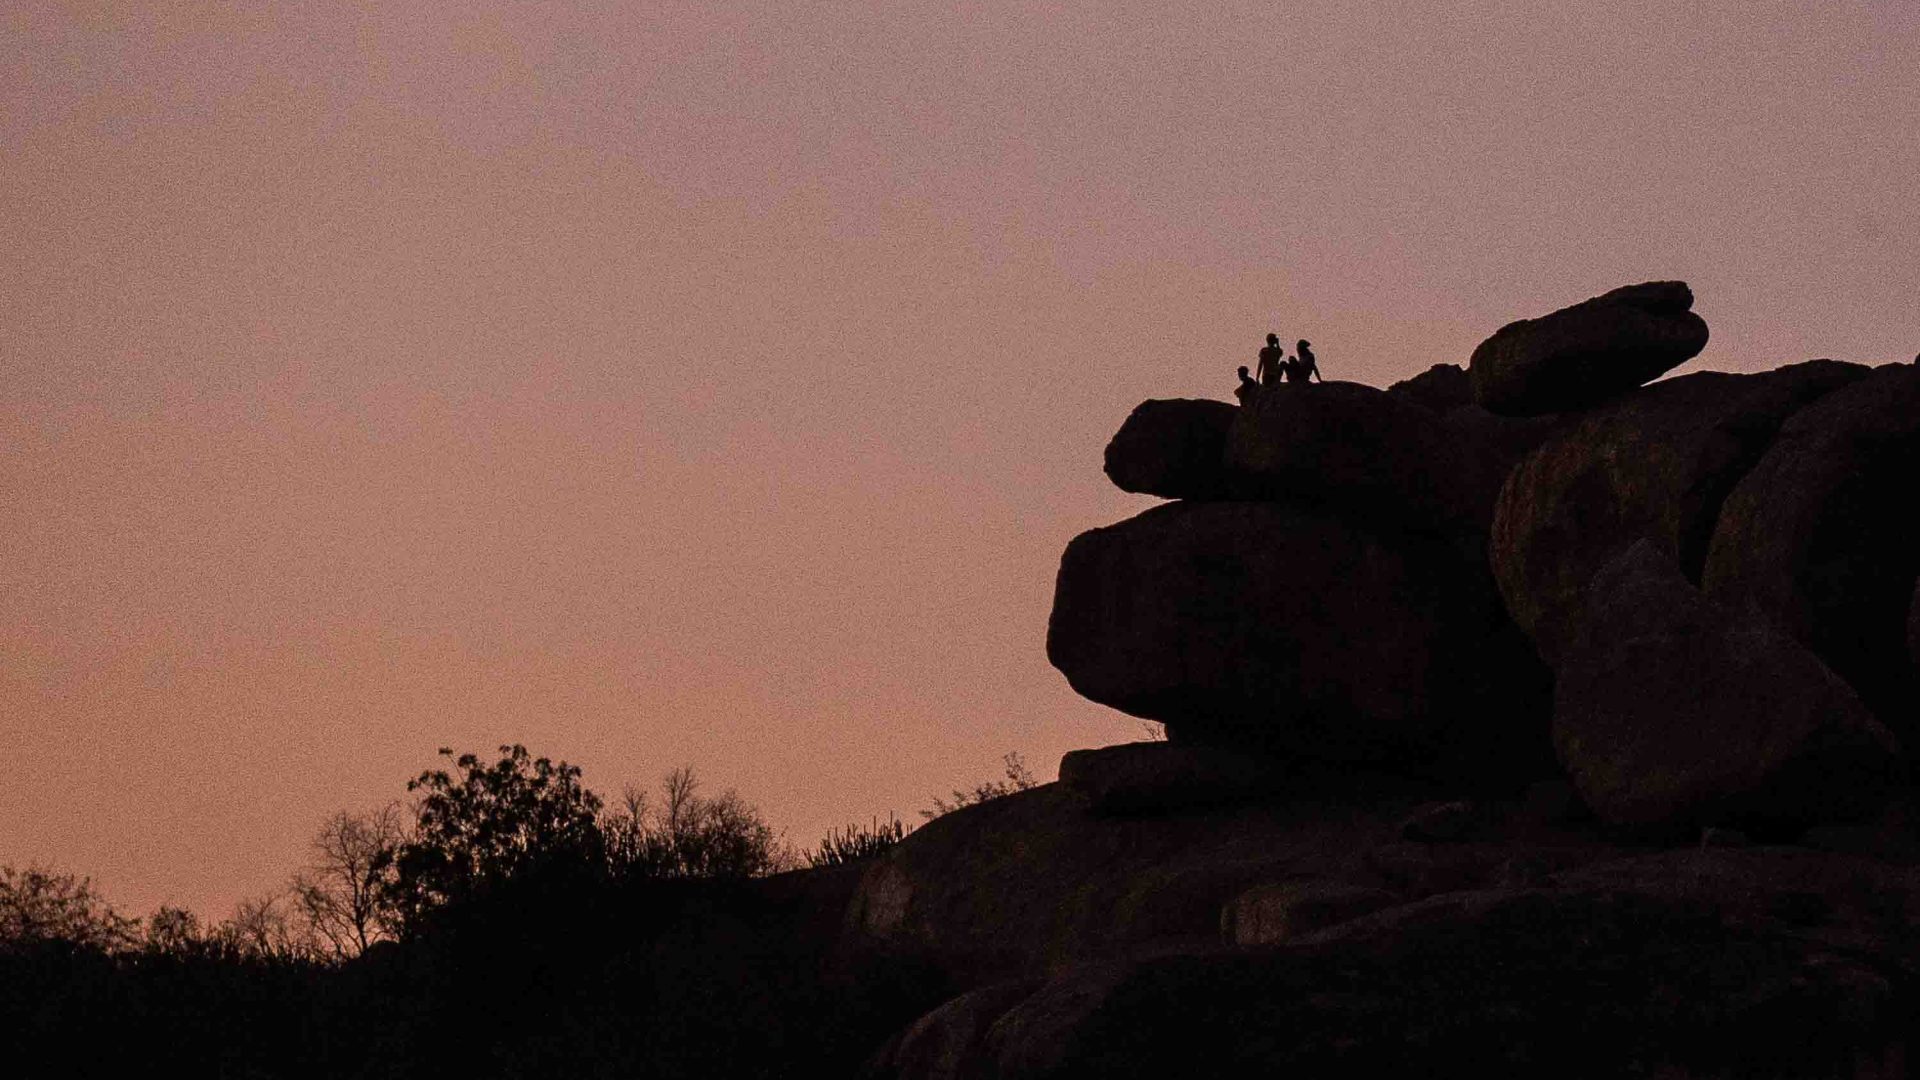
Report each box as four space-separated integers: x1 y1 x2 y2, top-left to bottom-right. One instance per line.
290 804 404 959
0 864 138 952
602 767 789 880
382 745 606 934
141 905 206 955
214 891 318 961
920 751 1038 820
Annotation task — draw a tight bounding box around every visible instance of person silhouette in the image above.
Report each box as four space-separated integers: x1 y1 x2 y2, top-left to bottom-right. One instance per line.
1291 339 1321 383
1257 333 1286 387
1235 365 1261 406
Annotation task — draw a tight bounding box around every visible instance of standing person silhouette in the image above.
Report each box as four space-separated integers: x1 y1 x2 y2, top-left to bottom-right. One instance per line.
1257 333 1286 387
1291 339 1322 383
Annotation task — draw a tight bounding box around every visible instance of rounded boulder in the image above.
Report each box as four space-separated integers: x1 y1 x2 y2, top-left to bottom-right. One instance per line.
1490 361 1866 664
1702 364 1920 736
1102 398 1239 499
1470 281 1709 416
1046 500 1548 774
1222 381 1511 538
1554 541 1901 831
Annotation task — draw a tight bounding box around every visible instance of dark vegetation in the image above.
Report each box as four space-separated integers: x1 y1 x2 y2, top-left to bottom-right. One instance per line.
0 744 1015 1078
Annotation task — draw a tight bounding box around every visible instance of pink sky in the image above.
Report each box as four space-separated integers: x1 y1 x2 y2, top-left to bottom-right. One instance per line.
4 1 1918 916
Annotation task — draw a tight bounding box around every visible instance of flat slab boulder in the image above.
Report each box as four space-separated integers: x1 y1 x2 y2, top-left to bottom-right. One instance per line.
1046 500 1548 773
1470 281 1709 416
1102 398 1238 499
1058 742 1290 815
1703 363 1920 736
1490 361 1866 664
842 783 1399 985
1386 362 1473 412
839 776 1636 991
1553 541 1899 831
1219 880 1400 945
1222 380 1511 537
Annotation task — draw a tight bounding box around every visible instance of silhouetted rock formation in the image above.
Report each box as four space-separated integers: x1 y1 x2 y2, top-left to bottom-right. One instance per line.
1553 541 1900 830
1386 361 1472 412
862 979 1040 1080
1490 360 1867 664
1223 381 1509 538
1703 364 1920 740
854 283 1920 1076
841 779 1626 993
1046 500 1548 776
1059 742 1292 815
1102 398 1238 499
1219 880 1400 945
1388 363 1562 480
866 829 1920 1077
1470 281 1709 415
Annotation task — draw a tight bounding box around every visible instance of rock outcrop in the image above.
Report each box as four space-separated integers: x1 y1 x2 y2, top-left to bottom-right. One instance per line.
1223 381 1510 538
870 842 1920 1078
1469 281 1709 416
942 283 1920 1075
1490 361 1866 663
1219 880 1400 945
1703 363 1920 737
1386 362 1472 413
1101 398 1237 499
1058 742 1290 815
1046 499 1548 775
1552 541 1901 830
841 777 1626 990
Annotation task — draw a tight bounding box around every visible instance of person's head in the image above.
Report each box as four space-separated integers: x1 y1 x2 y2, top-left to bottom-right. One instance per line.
1298 339 1311 351
1266 333 1278 346
1238 365 1250 377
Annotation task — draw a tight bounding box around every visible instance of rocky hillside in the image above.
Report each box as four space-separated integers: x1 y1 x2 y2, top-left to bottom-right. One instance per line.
842 282 1920 1077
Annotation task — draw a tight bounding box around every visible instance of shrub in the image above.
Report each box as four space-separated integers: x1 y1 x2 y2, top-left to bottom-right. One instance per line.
920 751 1038 821
808 816 908 867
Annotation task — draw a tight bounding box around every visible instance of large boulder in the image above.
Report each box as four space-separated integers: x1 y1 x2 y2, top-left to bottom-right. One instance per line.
1058 742 1290 815
840 777 1627 989
1046 499 1549 773
1490 361 1867 664
1553 541 1900 831
1469 281 1710 416
1439 403 1559 469
1386 362 1472 412
1221 380 1513 538
1387 364 1560 495
1219 879 1401 945
862 979 1039 1080
1102 398 1238 499
1702 364 1920 735
841 783 1387 986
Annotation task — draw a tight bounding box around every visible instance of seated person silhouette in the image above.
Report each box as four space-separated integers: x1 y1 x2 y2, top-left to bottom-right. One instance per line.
1235 366 1261 406
1288 339 1322 383
1257 333 1286 386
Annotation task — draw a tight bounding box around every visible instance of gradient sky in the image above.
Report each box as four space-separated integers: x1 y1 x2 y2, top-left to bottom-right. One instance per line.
5 1 1918 917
